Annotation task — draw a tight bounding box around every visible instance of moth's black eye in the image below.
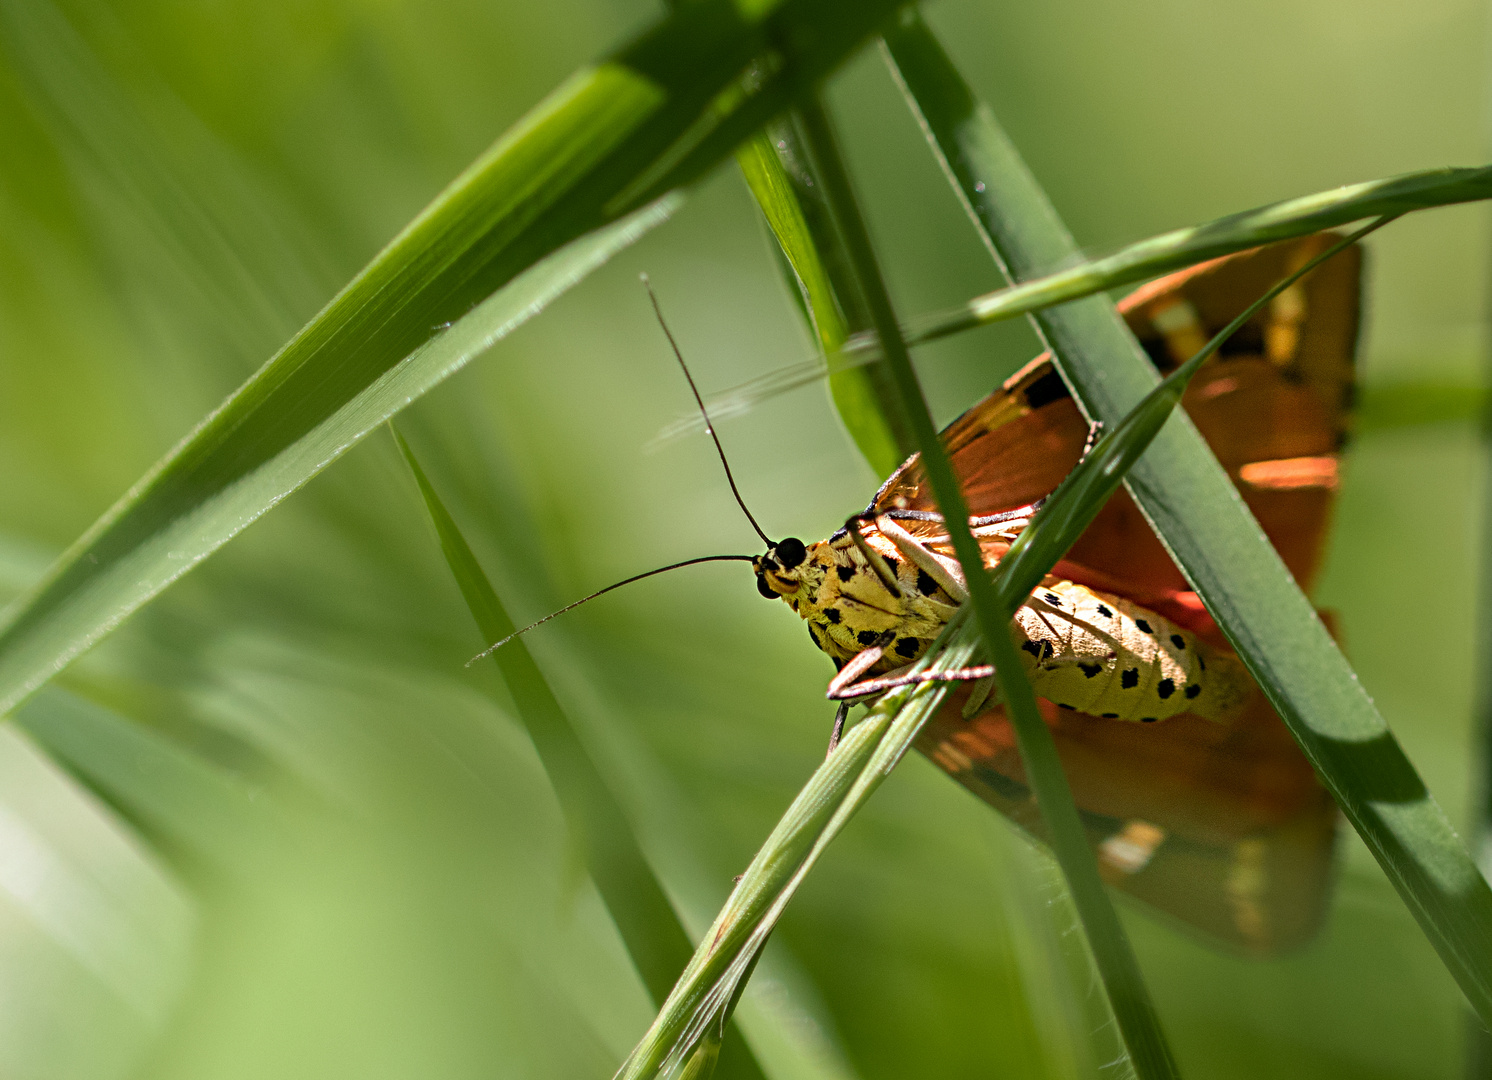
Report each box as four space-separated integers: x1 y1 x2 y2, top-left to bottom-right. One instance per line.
775 537 806 569
756 575 778 599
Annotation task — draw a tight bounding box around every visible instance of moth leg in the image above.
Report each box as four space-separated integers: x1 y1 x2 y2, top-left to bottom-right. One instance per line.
875 515 969 602
911 518 1030 550
883 504 1042 528
829 662 997 700
881 506 1039 545
844 515 901 596
825 700 850 757
825 643 886 701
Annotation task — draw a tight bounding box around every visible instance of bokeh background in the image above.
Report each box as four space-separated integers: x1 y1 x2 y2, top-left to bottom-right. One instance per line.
0 0 1486 1077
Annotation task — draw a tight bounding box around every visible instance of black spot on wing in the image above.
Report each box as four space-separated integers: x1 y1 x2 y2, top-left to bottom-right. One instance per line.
1079 662 1102 678
1184 684 1202 699
1023 368 1070 410
1057 703 1076 710
1197 653 1206 672
1101 712 1120 719
1020 639 1055 661
808 625 822 647
1096 603 1114 618
916 569 940 596
857 629 880 647
895 637 920 658
1140 716 1158 723
1157 678 1176 699
825 608 841 624
1121 668 1139 689
1042 592 1062 606
837 565 855 582
1135 619 1154 635
1170 633 1186 650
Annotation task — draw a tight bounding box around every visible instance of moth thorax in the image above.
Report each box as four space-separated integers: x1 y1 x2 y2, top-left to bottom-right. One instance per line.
1013 579 1249 724
786 528 961 674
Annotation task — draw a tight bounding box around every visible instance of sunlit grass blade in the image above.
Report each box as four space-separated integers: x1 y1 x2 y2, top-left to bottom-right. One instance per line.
616 623 980 1080
791 84 1178 1079
737 116 910 474
391 426 773 1080
0 0 911 718
884 12 1492 1026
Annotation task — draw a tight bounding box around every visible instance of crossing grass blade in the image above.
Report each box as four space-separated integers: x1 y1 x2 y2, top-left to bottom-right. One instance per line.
790 83 1182 1080
892 165 1492 352
736 115 911 475
883 11 1492 1027
0 0 911 718
665 165 1492 436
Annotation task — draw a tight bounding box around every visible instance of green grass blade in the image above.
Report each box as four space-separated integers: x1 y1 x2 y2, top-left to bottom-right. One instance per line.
792 86 1178 1079
392 436 698 996
669 162 1492 431
970 240 1385 1074
898 165 1492 349
0 0 911 717
737 118 910 474
393 426 780 1080
0 197 675 715
884 13 1492 1026
617 627 980 1080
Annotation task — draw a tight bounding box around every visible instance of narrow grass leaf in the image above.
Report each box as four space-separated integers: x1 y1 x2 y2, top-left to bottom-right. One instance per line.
737 120 910 474
0 0 910 717
898 164 1492 349
791 87 1178 1079
617 624 980 1080
884 13 1492 1025
668 166 1492 432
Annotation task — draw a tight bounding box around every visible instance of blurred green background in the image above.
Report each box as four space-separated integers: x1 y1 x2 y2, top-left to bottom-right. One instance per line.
0 0 1486 1077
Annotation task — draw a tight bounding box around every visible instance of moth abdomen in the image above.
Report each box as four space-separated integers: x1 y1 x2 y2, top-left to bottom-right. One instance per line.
1014 579 1249 723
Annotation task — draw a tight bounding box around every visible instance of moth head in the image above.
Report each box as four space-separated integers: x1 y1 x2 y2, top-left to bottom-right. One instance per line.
753 536 807 599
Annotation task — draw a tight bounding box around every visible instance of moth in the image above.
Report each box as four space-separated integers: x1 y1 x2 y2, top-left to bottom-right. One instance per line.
750 234 1358 953
497 237 1357 952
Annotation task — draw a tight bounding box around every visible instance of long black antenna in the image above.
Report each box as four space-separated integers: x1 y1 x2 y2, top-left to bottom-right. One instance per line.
642 274 775 548
469 554 756 663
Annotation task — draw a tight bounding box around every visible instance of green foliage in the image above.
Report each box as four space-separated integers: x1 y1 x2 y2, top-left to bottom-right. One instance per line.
0 1 1486 1079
